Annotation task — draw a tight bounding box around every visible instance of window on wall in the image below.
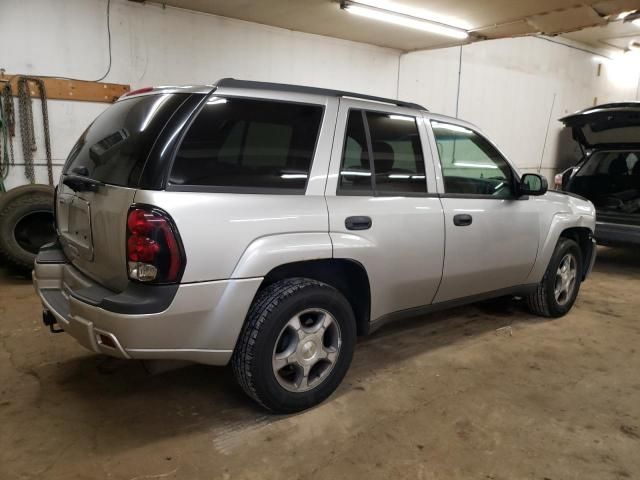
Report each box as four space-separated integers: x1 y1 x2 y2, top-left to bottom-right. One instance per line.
339 110 427 195
170 97 323 192
431 121 514 197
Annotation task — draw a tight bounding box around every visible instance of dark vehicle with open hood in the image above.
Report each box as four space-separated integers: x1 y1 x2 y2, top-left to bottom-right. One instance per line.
559 102 640 247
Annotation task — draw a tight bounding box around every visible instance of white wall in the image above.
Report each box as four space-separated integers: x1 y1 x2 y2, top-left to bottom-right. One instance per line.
399 36 640 181
2 0 639 189
0 0 400 189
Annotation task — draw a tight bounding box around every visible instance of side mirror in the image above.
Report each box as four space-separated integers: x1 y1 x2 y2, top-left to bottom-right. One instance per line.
519 173 548 196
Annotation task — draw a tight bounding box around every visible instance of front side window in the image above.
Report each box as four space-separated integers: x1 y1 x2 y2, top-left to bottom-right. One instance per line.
431 121 514 197
170 97 323 192
339 110 427 195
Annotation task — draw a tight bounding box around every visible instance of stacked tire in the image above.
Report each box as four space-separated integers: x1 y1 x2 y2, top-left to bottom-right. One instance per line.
0 184 56 276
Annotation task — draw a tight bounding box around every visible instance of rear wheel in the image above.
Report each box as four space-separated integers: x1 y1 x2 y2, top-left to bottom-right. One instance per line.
0 187 56 275
232 278 356 413
527 237 583 317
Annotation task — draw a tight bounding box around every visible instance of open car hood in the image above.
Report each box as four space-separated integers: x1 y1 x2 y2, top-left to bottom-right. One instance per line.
560 102 640 149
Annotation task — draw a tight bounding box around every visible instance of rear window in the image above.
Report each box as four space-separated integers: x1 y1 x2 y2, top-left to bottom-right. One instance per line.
169 97 323 193
577 151 640 176
64 94 186 187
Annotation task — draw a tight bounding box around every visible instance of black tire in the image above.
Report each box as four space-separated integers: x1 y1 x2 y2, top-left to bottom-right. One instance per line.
232 278 357 413
0 188 56 275
0 184 54 210
526 237 583 318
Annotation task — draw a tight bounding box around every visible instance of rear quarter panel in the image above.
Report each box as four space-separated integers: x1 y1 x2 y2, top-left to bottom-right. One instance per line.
133 191 332 282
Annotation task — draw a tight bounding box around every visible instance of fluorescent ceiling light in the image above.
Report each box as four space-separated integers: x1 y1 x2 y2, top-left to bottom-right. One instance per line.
388 114 415 122
352 0 471 29
453 161 498 169
633 18 640 27
342 2 469 40
281 173 308 179
207 98 227 105
432 122 473 134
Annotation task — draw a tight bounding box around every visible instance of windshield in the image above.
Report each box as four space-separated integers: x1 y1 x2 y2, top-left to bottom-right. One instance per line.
63 94 187 187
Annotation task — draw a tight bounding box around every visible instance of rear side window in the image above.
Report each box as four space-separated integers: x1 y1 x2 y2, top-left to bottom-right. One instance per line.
170 98 323 192
339 110 426 195
64 94 187 187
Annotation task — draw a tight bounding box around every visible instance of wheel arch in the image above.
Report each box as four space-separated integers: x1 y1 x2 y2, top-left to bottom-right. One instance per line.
257 258 372 336
527 211 595 284
559 226 594 280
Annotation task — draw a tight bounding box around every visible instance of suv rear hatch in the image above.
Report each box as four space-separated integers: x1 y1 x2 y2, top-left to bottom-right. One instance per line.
560 102 640 149
57 92 190 291
560 103 640 230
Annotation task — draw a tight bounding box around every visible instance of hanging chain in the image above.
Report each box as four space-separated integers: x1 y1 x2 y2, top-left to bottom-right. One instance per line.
1 83 15 165
16 76 53 185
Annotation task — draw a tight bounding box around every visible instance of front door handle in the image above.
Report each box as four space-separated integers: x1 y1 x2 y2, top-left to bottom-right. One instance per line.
453 214 473 226
345 216 372 230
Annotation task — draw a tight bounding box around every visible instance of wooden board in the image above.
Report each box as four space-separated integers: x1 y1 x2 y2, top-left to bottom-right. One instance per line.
0 73 130 103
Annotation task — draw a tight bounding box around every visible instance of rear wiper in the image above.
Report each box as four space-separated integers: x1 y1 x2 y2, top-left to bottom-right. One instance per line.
62 174 104 192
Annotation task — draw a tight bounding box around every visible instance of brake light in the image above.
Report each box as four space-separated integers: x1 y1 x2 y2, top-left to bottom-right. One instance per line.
126 206 185 283
554 173 563 190
120 87 154 99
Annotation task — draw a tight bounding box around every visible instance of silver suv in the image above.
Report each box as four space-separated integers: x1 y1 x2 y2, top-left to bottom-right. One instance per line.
34 79 597 413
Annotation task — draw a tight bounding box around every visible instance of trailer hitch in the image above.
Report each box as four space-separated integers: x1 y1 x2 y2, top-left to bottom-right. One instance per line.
42 310 64 333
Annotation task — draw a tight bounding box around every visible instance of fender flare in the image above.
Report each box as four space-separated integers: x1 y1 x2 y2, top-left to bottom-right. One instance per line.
230 232 333 279
526 212 594 283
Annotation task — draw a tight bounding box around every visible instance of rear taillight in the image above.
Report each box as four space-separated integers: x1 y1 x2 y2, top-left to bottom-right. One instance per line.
554 173 563 190
126 206 185 283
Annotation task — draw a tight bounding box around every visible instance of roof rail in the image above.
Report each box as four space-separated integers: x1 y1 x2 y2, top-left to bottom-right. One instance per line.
215 78 427 111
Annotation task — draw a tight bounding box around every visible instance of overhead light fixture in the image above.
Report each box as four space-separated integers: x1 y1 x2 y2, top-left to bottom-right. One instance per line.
341 1 469 40
388 114 415 121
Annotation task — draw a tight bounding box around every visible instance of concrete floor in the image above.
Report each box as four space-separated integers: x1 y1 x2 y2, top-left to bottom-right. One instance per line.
1 247 639 480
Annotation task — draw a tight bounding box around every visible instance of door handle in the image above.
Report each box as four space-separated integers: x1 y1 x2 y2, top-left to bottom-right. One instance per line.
345 216 372 230
453 214 473 226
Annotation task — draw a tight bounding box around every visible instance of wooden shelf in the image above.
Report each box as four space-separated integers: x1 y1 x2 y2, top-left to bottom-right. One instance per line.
0 73 130 103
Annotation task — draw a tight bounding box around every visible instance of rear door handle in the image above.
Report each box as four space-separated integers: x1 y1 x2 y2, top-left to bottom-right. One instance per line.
453 214 473 226
345 216 372 230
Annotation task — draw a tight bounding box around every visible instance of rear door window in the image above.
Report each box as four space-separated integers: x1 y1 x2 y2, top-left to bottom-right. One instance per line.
170 97 323 193
338 109 427 195
64 94 187 187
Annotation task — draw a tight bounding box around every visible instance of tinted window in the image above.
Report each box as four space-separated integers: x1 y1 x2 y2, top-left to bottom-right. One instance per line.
339 110 373 194
577 151 640 176
571 150 640 210
431 121 514 197
367 112 426 194
170 97 323 192
339 110 426 195
64 94 186 187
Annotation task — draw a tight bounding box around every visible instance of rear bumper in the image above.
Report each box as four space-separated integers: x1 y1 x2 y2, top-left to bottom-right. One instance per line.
33 244 262 365
595 221 640 247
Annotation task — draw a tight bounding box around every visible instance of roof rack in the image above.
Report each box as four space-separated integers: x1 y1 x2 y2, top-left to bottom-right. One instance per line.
215 78 427 111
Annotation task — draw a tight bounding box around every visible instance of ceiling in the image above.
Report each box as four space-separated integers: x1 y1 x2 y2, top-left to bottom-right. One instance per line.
151 0 640 51
564 17 640 53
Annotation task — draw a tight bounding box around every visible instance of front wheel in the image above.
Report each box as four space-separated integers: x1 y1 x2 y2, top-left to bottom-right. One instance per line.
527 237 583 317
232 278 356 413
